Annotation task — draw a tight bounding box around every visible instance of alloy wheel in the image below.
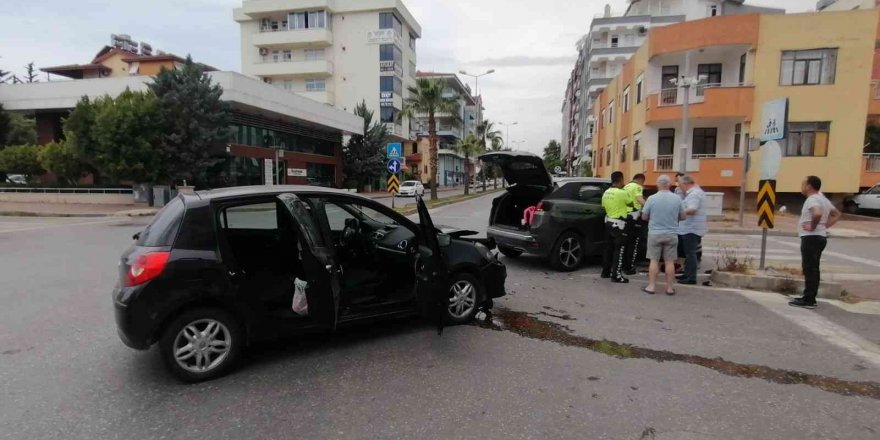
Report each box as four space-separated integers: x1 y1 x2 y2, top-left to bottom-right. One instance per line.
559 237 582 269
172 319 232 374
448 279 477 319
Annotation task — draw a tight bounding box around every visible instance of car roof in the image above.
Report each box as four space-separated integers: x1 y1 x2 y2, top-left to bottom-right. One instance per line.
402 180 419 183
193 185 371 202
555 177 611 184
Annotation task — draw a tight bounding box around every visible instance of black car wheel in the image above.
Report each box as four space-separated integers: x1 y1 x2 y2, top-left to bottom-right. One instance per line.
498 246 523 258
445 273 482 325
159 308 243 382
844 201 859 214
550 231 584 272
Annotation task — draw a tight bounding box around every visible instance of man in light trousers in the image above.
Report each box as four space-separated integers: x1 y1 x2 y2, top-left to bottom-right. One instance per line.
641 175 686 295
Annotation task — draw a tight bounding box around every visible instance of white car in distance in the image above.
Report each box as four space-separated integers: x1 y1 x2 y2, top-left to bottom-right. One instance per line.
397 180 425 197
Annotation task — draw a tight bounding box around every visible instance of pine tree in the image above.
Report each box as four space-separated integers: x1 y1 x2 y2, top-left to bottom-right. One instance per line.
343 101 389 191
148 56 230 186
24 62 38 83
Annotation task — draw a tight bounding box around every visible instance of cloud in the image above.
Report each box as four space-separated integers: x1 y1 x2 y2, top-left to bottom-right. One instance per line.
466 55 577 68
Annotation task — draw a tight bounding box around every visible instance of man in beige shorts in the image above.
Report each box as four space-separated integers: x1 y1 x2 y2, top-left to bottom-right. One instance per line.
640 175 686 295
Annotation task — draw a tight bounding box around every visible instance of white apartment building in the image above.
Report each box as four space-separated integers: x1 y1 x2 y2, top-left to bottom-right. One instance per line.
817 0 879 10
561 0 783 173
234 0 421 141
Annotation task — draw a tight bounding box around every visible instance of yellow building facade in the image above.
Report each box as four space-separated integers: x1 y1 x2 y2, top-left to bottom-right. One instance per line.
592 10 880 196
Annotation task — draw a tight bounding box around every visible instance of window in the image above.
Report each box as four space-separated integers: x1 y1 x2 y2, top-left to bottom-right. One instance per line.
137 198 184 247
605 147 612 166
380 76 403 94
633 133 641 161
304 48 324 61
305 79 326 92
661 65 679 103
608 100 614 124
636 74 644 103
280 80 293 91
611 35 619 48
587 122 595 138
223 203 278 230
306 163 336 187
709 4 719 16
783 122 830 156
290 10 327 29
576 183 606 203
380 44 402 63
697 63 722 96
734 123 742 156
620 138 628 163
780 49 837 86
623 87 631 113
381 107 399 123
658 128 675 155
739 53 747 84
692 128 718 157
379 12 402 36
409 32 416 51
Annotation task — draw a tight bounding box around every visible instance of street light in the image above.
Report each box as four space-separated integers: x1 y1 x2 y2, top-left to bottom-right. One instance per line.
668 51 706 174
498 121 518 149
510 140 526 149
458 69 495 97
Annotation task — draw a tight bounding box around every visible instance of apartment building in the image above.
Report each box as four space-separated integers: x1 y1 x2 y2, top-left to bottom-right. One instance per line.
234 0 421 146
407 72 480 187
561 0 783 173
592 9 880 203
817 0 879 11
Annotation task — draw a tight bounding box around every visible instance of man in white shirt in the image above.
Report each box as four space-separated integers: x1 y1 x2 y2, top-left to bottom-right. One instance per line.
789 175 841 309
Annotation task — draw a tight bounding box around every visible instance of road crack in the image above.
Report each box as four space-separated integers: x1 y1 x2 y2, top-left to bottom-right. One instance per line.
476 308 880 399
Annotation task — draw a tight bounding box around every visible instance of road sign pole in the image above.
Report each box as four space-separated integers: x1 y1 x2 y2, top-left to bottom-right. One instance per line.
738 150 748 228
760 229 768 270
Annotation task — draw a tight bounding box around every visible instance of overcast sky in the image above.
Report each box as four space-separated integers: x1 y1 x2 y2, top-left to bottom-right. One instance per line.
0 0 816 154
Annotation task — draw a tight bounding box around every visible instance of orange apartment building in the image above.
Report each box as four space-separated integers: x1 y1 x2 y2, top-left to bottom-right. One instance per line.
592 10 880 203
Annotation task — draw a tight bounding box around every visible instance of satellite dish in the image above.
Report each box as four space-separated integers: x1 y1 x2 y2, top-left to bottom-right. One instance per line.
760 140 782 180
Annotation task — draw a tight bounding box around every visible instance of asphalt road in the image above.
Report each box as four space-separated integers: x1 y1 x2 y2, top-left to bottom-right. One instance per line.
1 194 879 440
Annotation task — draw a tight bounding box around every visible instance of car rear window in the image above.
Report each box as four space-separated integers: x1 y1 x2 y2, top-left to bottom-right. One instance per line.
137 197 184 247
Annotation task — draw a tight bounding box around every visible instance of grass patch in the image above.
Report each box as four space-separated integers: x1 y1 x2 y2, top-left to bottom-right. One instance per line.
715 246 753 274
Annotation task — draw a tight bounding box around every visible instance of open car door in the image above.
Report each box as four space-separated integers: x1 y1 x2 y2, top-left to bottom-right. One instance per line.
415 196 451 334
277 193 341 331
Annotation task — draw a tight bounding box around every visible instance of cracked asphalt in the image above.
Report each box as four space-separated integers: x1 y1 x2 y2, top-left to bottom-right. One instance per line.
1 193 879 439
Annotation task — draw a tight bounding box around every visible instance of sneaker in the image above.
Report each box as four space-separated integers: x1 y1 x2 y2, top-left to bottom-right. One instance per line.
611 276 630 284
788 298 817 309
678 280 697 285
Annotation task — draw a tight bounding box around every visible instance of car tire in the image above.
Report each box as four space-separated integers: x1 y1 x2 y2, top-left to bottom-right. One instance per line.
445 272 482 325
159 307 243 383
550 231 584 272
844 201 859 214
498 246 523 258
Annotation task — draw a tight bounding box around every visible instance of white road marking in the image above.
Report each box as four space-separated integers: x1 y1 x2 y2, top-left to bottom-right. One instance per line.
769 237 880 269
0 218 130 234
737 289 880 369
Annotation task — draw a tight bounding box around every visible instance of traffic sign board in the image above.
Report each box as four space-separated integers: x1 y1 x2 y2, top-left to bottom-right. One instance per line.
757 179 776 229
387 174 400 194
387 159 401 174
760 140 782 180
760 98 788 142
387 143 402 159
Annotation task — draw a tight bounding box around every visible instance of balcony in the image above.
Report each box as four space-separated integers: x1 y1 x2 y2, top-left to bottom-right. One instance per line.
252 27 332 48
297 89 334 105
251 57 333 77
384 123 404 137
646 84 753 123
863 153 880 187
238 0 329 18
870 82 880 116
646 155 743 187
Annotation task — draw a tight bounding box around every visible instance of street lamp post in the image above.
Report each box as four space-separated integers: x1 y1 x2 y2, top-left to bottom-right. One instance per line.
498 121 518 149
669 51 704 174
458 69 495 97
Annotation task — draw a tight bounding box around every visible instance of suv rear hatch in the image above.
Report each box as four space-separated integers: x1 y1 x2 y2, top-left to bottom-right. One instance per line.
479 151 552 230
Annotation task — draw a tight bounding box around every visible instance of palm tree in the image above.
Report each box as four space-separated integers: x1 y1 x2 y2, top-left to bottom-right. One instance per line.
452 134 484 196
475 120 503 190
399 78 460 200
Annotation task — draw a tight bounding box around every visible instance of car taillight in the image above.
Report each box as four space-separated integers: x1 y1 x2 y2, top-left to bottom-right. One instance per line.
535 202 544 212
125 252 171 286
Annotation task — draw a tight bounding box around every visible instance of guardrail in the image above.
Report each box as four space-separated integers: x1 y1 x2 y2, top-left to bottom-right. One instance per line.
0 187 133 194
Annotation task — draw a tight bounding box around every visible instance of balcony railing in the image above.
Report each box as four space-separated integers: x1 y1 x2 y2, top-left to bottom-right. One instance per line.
657 82 747 106
691 153 742 159
260 25 327 33
384 123 403 137
866 153 880 171
258 55 330 65
655 155 675 171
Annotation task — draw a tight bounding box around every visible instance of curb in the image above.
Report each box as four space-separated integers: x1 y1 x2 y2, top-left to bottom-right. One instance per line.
710 270 842 299
0 211 110 218
707 227 880 239
396 189 503 216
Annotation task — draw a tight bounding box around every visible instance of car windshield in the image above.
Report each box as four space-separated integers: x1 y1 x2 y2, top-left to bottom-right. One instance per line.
402 181 416 187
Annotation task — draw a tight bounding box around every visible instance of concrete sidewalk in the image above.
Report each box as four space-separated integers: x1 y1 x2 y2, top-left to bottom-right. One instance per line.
709 211 880 238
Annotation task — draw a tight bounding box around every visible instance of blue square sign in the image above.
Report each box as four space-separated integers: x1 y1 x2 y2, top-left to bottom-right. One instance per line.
386 143 402 159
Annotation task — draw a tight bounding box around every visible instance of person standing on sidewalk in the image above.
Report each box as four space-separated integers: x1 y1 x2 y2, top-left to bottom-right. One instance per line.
601 171 634 283
789 176 841 309
676 175 707 285
641 175 686 295
623 174 647 275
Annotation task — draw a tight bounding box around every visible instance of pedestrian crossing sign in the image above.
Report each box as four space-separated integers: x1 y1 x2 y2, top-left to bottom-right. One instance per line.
387 143 402 159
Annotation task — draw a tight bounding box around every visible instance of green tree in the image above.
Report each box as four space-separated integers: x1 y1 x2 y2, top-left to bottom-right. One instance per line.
543 139 564 173
452 133 484 195
63 96 103 182
90 89 164 183
475 120 503 189
343 101 389 190
0 104 10 148
399 77 460 200
38 141 85 185
3 113 37 146
0 68 12 84
24 62 38 83
0 144 44 177
148 56 230 185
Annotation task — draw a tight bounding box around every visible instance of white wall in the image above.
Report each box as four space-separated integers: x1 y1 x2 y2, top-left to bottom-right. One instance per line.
819 0 877 11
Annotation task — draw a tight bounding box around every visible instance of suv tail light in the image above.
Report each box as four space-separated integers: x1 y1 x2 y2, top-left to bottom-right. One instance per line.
535 202 544 212
125 252 171 286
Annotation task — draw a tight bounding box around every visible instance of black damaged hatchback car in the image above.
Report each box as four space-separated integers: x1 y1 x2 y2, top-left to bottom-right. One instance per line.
114 186 506 382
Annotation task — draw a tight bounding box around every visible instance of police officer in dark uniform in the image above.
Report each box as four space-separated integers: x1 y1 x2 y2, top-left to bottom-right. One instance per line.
623 173 647 275
601 171 634 283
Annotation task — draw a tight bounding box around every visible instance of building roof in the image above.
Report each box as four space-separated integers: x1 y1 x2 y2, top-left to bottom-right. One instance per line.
415 71 476 105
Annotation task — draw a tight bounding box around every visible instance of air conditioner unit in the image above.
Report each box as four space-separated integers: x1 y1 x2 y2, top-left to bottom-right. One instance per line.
259 48 269 56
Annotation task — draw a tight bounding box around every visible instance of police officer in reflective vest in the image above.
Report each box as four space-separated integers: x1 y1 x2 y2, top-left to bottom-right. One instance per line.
623 173 647 275
602 171 634 283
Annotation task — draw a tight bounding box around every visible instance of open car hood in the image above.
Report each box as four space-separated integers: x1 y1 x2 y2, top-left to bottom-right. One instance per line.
478 151 552 189
437 225 496 249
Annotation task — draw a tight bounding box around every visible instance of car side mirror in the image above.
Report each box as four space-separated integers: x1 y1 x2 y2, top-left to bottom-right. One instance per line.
437 233 451 247
132 232 141 241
